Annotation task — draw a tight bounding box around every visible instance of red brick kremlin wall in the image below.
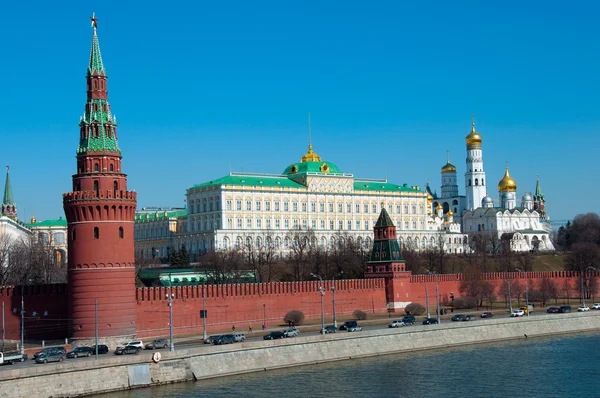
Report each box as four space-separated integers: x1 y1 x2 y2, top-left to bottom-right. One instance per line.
0 272 593 340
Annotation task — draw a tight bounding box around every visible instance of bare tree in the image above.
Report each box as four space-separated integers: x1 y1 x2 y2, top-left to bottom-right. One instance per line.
7 237 64 285
562 279 573 304
286 228 314 281
538 277 557 305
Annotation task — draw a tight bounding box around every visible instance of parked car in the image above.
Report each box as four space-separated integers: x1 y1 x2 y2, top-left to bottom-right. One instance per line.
592 303 600 310
388 320 407 328
546 307 560 313
263 332 285 340
401 315 416 325
33 347 66 360
66 346 94 358
520 305 534 314
233 333 246 342
422 318 438 325
480 312 494 318
35 351 64 364
578 305 590 312
90 345 109 354
339 321 358 331
347 325 363 332
204 335 222 344
214 334 236 345
114 346 140 355
463 315 476 321
321 325 337 334
559 306 572 313
124 341 144 350
145 339 168 350
282 329 299 338
510 310 525 317
452 314 466 322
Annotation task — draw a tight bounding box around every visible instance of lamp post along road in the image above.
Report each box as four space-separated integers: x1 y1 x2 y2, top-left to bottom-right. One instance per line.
508 279 513 313
425 284 430 318
202 287 207 341
167 292 175 351
435 277 441 323
95 298 99 360
311 273 326 334
20 292 24 355
331 286 337 328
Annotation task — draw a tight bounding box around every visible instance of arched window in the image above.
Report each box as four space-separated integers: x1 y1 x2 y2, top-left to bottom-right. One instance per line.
93 80 97 89
119 226 124 239
482 179 485 186
94 163 99 172
94 227 99 239
94 180 99 194
110 164 114 172
475 178 479 186
468 179 472 186
114 181 118 191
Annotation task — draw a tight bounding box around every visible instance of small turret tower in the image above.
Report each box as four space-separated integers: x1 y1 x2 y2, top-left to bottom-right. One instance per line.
1 166 16 219
63 15 137 341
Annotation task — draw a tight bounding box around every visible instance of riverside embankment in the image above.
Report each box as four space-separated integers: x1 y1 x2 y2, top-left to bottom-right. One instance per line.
1 312 599 398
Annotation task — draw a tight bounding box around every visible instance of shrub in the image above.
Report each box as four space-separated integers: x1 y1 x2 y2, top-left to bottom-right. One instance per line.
283 310 305 326
353 310 368 320
404 302 426 315
453 296 478 309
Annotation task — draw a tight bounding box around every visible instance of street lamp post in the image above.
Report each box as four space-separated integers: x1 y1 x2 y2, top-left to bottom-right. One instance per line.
507 279 513 313
514 268 529 316
166 292 175 351
263 304 266 330
331 286 337 328
435 276 441 323
20 291 24 355
202 284 207 341
311 273 326 334
425 284 430 318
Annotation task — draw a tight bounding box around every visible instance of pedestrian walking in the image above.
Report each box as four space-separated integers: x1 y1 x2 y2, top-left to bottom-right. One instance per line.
232 325 236 332
249 323 253 333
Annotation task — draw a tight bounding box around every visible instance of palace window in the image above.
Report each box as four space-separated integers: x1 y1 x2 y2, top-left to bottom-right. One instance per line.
356 204 360 213
266 219 271 229
302 202 307 212
246 200 251 211
256 219 262 229
302 219 307 229
236 200 242 211
356 220 360 230
404 205 408 214
329 203 334 212
311 202 316 212
293 219 299 229
338 220 343 230
412 221 417 229
338 203 342 212
265 201 271 211
404 221 409 230
346 203 351 213
237 218 242 228
420 205 424 214
330 220 334 230
311 220 316 229
412 205 416 214
284 201 289 211
227 218 233 229
226 200 232 211
320 202 325 212
275 201 280 211
275 219 280 229
256 200 261 211
320 220 325 229
372 204 377 214
246 219 252 229
284 219 289 229
364 220 369 230
293 202 298 212
347 220 352 230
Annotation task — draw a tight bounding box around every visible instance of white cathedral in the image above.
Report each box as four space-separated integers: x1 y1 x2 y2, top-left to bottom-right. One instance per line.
428 119 554 252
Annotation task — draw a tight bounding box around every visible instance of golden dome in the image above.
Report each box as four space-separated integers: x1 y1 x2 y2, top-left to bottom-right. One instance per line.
301 144 322 163
446 210 454 217
30 214 36 224
465 121 482 146
498 166 517 192
427 192 433 202
441 161 456 173
436 204 443 210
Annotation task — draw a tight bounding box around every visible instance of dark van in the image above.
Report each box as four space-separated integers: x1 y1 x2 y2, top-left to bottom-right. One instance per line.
339 321 358 331
559 306 572 313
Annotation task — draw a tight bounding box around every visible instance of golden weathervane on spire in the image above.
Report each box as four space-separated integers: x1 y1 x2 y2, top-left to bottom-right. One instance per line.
91 13 98 32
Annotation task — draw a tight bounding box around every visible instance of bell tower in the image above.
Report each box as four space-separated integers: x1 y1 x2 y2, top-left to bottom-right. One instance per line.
63 15 137 340
365 205 411 312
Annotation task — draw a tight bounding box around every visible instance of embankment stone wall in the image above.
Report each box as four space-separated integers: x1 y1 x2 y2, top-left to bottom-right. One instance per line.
1 312 599 398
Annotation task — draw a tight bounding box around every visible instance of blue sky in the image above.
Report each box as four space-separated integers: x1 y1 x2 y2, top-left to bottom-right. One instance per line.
1 1 598 223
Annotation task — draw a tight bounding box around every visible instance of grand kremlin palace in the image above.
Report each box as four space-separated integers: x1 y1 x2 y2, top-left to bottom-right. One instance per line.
134 143 466 262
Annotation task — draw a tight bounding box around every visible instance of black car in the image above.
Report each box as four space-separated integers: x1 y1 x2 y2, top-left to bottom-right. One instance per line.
204 335 222 344
33 347 66 360
145 339 168 350
90 344 109 354
463 315 476 321
401 316 416 325
321 325 337 334
114 346 140 355
214 334 236 345
546 307 560 313
480 312 494 318
66 346 94 358
559 306 572 313
339 321 358 331
263 331 285 340
423 318 439 325
452 314 466 321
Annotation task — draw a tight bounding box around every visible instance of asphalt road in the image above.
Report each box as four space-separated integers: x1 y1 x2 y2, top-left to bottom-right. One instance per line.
0 309 576 372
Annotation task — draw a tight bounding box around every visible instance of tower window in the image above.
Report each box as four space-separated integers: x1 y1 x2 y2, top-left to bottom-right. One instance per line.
94 180 99 193
119 226 124 239
482 179 484 186
468 179 472 186
114 181 118 191
93 80 97 89
94 227 99 239
110 164 114 171
475 178 479 186
72 229 76 241
94 163 99 172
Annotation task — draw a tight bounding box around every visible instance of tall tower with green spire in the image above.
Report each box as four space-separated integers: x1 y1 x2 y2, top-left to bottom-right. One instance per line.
533 175 547 220
63 14 138 341
1 166 17 219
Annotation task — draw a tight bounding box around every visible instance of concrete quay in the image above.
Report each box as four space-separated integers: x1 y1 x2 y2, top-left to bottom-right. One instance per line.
1 312 599 397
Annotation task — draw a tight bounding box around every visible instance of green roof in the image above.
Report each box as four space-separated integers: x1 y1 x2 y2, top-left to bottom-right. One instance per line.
354 180 421 193
3 169 13 206
135 209 188 222
375 208 395 227
283 161 343 175
28 218 67 228
88 30 105 75
191 174 306 190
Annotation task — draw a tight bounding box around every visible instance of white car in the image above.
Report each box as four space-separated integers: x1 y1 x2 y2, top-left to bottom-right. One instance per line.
347 325 363 332
125 340 144 349
577 305 590 312
282 328 299 338
388 320 406 328
510 310 525 317
592 303 600 310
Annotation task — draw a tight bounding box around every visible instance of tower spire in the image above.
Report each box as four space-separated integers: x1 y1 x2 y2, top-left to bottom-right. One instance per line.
2 165 16 219
88 13 104 75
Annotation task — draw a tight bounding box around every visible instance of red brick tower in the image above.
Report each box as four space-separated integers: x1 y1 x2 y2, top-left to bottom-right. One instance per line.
364 205 412 312
63 15 137 339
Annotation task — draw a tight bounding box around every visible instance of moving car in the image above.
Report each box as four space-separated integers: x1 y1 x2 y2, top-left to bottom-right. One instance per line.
559 306 572 313
388 320 407 328
263 332 285 340
90 345 109 354
35 351 65 364
145 339 168 350
463 315 476 321
321 325 337 334
0 352 27 365
510 310 525 317
233 333 246 342
422 318 438 325
66 346 94 358
592 303 600 310
33 347 66 360
452 314 466 321
282 329 299 338
124 341 144 350
114 346 140 355
401 316 416 325
578 305 590 312
339 321 358 331
347 325 363 332
480 312 494 318
204 335 221 344
214 335 236 345
546 307 560 313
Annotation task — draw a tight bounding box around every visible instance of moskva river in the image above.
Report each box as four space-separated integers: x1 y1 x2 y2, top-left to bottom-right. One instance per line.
102 332 600 398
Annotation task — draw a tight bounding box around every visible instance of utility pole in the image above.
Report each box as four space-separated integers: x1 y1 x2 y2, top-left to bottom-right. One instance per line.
331 286 337 328
2 302 4 352
202 286 207 340
508 279 513 313
435 278 441 323
95 299 99 360
20 291 24 355
167 292 175 351
425 284 430 318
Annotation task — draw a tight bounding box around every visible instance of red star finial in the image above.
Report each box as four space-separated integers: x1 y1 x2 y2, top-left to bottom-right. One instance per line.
90 13 98 31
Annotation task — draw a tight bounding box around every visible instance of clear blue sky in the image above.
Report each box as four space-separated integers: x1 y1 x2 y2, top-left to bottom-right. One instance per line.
1 1 598 224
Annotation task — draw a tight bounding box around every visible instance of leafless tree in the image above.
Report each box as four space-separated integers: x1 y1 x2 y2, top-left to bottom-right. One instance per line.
7 237 64 285
562 279 573 304
286 228 314 281
538 277 557 305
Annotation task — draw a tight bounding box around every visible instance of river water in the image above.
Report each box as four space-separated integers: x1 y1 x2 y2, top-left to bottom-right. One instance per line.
102 332 600 398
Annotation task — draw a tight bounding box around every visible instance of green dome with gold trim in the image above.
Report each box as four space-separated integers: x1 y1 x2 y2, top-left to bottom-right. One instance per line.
283 144 343 174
